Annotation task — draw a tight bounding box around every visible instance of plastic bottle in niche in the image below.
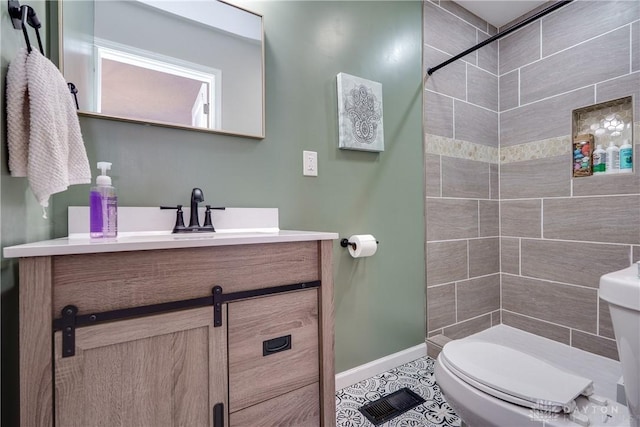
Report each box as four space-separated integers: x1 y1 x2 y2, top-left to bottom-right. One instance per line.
605 142 620 174
592 144 607 174
89 162 118 239
619 140 633 173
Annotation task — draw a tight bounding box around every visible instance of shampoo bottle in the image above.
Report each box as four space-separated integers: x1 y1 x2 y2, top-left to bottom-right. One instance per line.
592 144 607 174
89 162 118 238
619 139 633 173
605 142 619 174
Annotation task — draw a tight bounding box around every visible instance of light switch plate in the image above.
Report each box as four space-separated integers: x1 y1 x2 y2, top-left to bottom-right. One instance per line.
303 151 318 177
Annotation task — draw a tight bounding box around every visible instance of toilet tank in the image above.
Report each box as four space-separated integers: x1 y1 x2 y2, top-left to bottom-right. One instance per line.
600 264 640 427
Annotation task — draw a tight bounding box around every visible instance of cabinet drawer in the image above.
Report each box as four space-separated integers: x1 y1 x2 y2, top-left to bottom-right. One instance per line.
228 289 319 412
229 383 320 427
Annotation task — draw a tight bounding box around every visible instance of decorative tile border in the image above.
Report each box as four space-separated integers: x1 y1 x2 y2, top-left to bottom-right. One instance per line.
426 122 637 165
425 134 498 164
500 135 571 164
500 121 638 164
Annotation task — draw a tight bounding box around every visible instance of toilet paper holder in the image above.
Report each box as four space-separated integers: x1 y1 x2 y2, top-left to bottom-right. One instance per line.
340 238 379 250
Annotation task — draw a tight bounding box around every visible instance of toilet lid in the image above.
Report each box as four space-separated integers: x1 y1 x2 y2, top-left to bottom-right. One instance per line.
440 340 593 413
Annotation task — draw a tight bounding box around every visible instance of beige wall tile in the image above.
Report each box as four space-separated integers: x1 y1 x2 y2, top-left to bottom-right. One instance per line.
544 196 640 244
599 298 615 340
477 32 498 75
521 27 629 104
425 154 441 197
490 164 498 199
444 314 492 339
596 73 640 116
467 65 498 111
491 310 501 326
502 310 570 345
427 283 456 331
424 45 467 100
427 341 443 359
499 20 540 75
457 274 500 321
499 70 518 112
428 329 444 338
469 238 499 277
501 199 541 238
455 100 498 147
426 199 478 241
571 330 619 361
424 1 477 61
501 238 520 275
502 274 598 333
479 201 499 237
429 334 452 348
500 155 571 199
427 241 468 286
425 92 454 138
541 0 639 57
500 87 594 147
521 239 631 288
441 157 490 199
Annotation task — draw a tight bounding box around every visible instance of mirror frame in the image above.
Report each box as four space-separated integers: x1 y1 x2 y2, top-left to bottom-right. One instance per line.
58 0 265 139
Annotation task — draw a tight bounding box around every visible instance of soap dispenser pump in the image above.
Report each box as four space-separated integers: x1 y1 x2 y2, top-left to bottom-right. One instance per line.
89 162 118 238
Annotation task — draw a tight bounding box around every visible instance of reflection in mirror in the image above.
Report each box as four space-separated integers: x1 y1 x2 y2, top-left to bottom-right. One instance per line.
61 0 264 138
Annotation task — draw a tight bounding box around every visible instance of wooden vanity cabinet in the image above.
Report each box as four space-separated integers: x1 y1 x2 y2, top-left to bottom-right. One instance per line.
19 240 335 427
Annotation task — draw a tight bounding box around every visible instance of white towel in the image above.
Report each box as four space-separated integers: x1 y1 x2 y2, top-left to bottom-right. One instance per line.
6 48 29 177
6 48 91 208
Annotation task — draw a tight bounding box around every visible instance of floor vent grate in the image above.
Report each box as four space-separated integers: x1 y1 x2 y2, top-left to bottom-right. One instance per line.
358 387 426 425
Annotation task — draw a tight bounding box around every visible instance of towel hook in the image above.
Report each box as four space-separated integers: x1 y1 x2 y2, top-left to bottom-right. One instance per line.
8 1 44 55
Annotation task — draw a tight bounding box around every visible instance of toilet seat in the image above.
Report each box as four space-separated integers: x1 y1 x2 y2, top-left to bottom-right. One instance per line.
440 340 594 414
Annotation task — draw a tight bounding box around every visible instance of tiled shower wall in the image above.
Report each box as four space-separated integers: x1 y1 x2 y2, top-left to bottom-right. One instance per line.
424 0 640 360
498 0 640 360
423 1 501 343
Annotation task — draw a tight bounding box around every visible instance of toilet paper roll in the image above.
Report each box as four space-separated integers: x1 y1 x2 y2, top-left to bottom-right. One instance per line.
348 234 378 258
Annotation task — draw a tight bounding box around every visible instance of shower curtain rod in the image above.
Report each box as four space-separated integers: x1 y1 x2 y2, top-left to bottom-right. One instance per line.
426 0 573 76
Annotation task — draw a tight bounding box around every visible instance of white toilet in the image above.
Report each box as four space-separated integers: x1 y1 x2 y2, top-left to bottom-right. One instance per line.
434 264 639 427
600 264 640 427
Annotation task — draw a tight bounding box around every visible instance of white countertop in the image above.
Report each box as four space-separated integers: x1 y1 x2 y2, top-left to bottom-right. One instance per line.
3 230 339 258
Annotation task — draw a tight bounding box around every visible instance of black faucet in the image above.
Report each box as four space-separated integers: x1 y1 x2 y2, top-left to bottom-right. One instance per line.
189 188 205 228
161 188 226 233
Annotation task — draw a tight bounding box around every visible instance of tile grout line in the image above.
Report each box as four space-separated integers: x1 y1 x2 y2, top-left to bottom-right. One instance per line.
501 309 614 341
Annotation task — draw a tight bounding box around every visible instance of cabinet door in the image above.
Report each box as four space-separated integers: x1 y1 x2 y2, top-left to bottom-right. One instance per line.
54 306 227 427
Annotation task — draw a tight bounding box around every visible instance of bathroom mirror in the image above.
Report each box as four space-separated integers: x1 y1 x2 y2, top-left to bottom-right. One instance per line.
60 0 265 138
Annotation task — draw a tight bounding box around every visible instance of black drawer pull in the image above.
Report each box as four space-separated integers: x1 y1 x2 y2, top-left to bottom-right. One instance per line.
263 335 291 356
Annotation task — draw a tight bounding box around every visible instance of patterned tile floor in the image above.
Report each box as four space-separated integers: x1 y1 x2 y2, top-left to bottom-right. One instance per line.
335 356 462 427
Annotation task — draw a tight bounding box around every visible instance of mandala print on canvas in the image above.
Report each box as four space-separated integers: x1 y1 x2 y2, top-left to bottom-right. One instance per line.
336 356 462 427
337 73 384 152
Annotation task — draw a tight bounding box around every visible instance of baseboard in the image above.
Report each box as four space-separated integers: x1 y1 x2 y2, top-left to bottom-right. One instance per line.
335 343 427 391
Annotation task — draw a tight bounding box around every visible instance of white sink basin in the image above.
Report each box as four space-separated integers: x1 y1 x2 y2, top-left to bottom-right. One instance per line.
600 263 640 311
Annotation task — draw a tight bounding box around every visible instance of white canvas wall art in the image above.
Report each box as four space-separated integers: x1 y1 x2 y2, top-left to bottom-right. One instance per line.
337 73 384 152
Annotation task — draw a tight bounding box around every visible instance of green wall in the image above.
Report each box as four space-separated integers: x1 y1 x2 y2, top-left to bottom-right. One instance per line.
1 2 424 422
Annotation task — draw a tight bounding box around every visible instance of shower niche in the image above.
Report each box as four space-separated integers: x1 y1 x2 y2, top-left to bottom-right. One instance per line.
572 96 634 177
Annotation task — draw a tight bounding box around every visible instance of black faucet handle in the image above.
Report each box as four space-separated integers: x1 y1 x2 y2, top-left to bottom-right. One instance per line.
160 205 186 232
202 205 226 231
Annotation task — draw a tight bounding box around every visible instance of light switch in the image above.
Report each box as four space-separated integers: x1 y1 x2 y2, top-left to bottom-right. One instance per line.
303 151 318 177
